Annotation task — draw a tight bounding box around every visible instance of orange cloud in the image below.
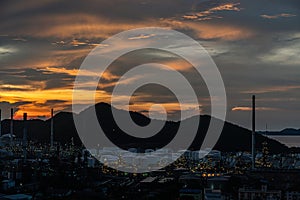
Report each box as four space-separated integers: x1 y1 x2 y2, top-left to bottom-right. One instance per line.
161 19 254 41
1 88 72 118
1 87 114 119
128 102 201 119
6 14 151 39
14 103 61 120
210 3 241 12
0 5 257 119
3 11 254 42
242 85 300 94
128 34 156 40
182 15 199 20
182 3 241 21
190 23 253 41
261 13 296 19
162 60 193 71
232 107 279 111
0 84 39 91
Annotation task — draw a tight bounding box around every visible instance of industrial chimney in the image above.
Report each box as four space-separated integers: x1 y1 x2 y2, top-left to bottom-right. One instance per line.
252 95 256 170
10 108 13 135
0 109 2 137
50 108 54 148
23 113 28 160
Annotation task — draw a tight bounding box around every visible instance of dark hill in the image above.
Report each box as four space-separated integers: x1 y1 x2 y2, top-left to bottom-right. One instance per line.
0 103 289 153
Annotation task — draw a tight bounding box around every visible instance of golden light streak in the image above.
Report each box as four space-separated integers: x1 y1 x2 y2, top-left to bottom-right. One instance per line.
232 107 279 111
128 34 156 40
261 13 296 19
0 84 36 90
182 3 241 21
1 89 72 118
242 85 300 94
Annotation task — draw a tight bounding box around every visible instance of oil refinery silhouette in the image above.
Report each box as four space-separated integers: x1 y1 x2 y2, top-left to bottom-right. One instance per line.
0 102 289 154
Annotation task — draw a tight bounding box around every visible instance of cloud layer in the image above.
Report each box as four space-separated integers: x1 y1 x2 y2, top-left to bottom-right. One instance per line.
0 0 299 130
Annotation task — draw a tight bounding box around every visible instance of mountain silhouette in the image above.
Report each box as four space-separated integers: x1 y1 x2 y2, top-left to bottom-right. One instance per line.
259 128 300 136
0 102 289 153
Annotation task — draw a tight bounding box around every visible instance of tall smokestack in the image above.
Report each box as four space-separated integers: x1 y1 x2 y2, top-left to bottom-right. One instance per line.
50 109 54 148
10 108 13 135
23 113 28 160
0 109 2 137
252 95 256 170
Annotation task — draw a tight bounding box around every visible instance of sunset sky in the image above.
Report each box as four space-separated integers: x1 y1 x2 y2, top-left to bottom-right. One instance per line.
0 0 299 130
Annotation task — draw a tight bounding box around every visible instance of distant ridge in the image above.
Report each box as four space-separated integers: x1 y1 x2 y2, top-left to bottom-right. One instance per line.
258 128 300 136
0 102 289 153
